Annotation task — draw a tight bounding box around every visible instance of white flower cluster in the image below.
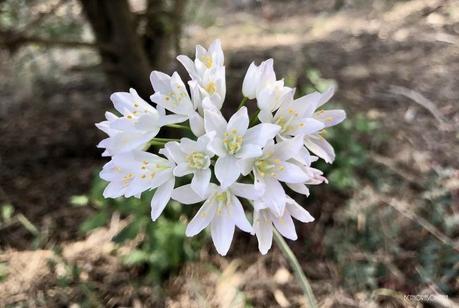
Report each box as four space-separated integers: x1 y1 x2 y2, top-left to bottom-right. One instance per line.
96 40 346 255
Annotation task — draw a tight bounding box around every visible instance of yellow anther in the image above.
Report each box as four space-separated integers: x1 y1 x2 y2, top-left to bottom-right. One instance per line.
201 55 213 68
223 130 243 155
186 151 208 169
204 82 217 94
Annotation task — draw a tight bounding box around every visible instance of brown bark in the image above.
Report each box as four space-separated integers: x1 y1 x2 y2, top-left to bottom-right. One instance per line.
79 0 152 96
143 0 187 71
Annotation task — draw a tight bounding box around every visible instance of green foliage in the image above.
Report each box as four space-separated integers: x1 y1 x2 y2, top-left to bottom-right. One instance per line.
321 113 380 191
79 175 208 282
1 203 15 221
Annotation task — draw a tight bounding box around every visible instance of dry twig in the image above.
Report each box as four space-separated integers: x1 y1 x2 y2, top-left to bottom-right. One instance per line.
388 85 451 131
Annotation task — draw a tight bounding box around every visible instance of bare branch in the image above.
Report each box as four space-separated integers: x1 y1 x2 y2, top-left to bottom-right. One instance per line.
0 29 109 52
388 85 451 131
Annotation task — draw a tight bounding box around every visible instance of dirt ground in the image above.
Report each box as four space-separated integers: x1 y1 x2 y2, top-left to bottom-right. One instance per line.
0 0 458 306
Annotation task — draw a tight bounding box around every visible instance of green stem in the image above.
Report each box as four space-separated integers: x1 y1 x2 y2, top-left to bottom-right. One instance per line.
166 124 192 131
249 110 260 126
145 137 180 149
238 97 249 109
273 229 318 308
151 137 179 142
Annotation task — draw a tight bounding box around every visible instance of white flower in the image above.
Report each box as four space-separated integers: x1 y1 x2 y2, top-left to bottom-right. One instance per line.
172 182 263 256
96 88 186 156
256 79 294 112
204 106 281 188
303 86 346 163
150 71 195 116
258 91 325 141
252 197 314 255
177 39 224 81
286 154 328 197
177 39 226 109
100 150 175 221
196 66 226 108
243 137 310 216
242 58 276 99
162 134 215 197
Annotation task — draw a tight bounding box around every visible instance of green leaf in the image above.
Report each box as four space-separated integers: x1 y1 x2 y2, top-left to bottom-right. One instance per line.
123 249 149 265
79 211 108 234
1 204 14 221
70 195 89 207
112 218 146 244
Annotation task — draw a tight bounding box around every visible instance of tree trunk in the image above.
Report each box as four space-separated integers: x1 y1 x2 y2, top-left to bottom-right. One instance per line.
79 0 152 96
143 0 187 71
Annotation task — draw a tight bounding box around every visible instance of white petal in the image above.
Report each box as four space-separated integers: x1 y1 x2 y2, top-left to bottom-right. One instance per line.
286 183 310 196
238 158 256 176
271 211 297 240
150 71 171 93
150 178 175 221
258 109 274 123
293 118 325 136
186 199 217 236
171 184 206 204
244 123 281 147
229 195 252 233
317 85 336 108
314 109 346 128
164 141 186 163
276 161 309 184
253 210 273 255
177 55 197 79
211 212 235 256
304 135 335 163
289 92 321 117
191 169 211 197
189 112 205 137
273 136 304 161
236 144 262 159
208 136 227 156
174 163 193 177
215 156 241 188
227 106 249 135
179 137 200 153
260 177 286 216
242 62 258 99
286 198 315 223
103 181 124 198
158 114 188 126
204 109 227 135
230 182 264 200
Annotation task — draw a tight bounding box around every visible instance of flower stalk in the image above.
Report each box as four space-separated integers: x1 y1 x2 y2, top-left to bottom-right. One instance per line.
238 96 249 109
273 229 318 308
166 124 192 131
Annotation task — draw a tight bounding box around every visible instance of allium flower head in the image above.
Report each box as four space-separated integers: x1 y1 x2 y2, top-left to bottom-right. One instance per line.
96 39 346 255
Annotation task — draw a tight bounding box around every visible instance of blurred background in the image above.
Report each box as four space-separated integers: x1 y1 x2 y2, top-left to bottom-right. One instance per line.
0 0 458 306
